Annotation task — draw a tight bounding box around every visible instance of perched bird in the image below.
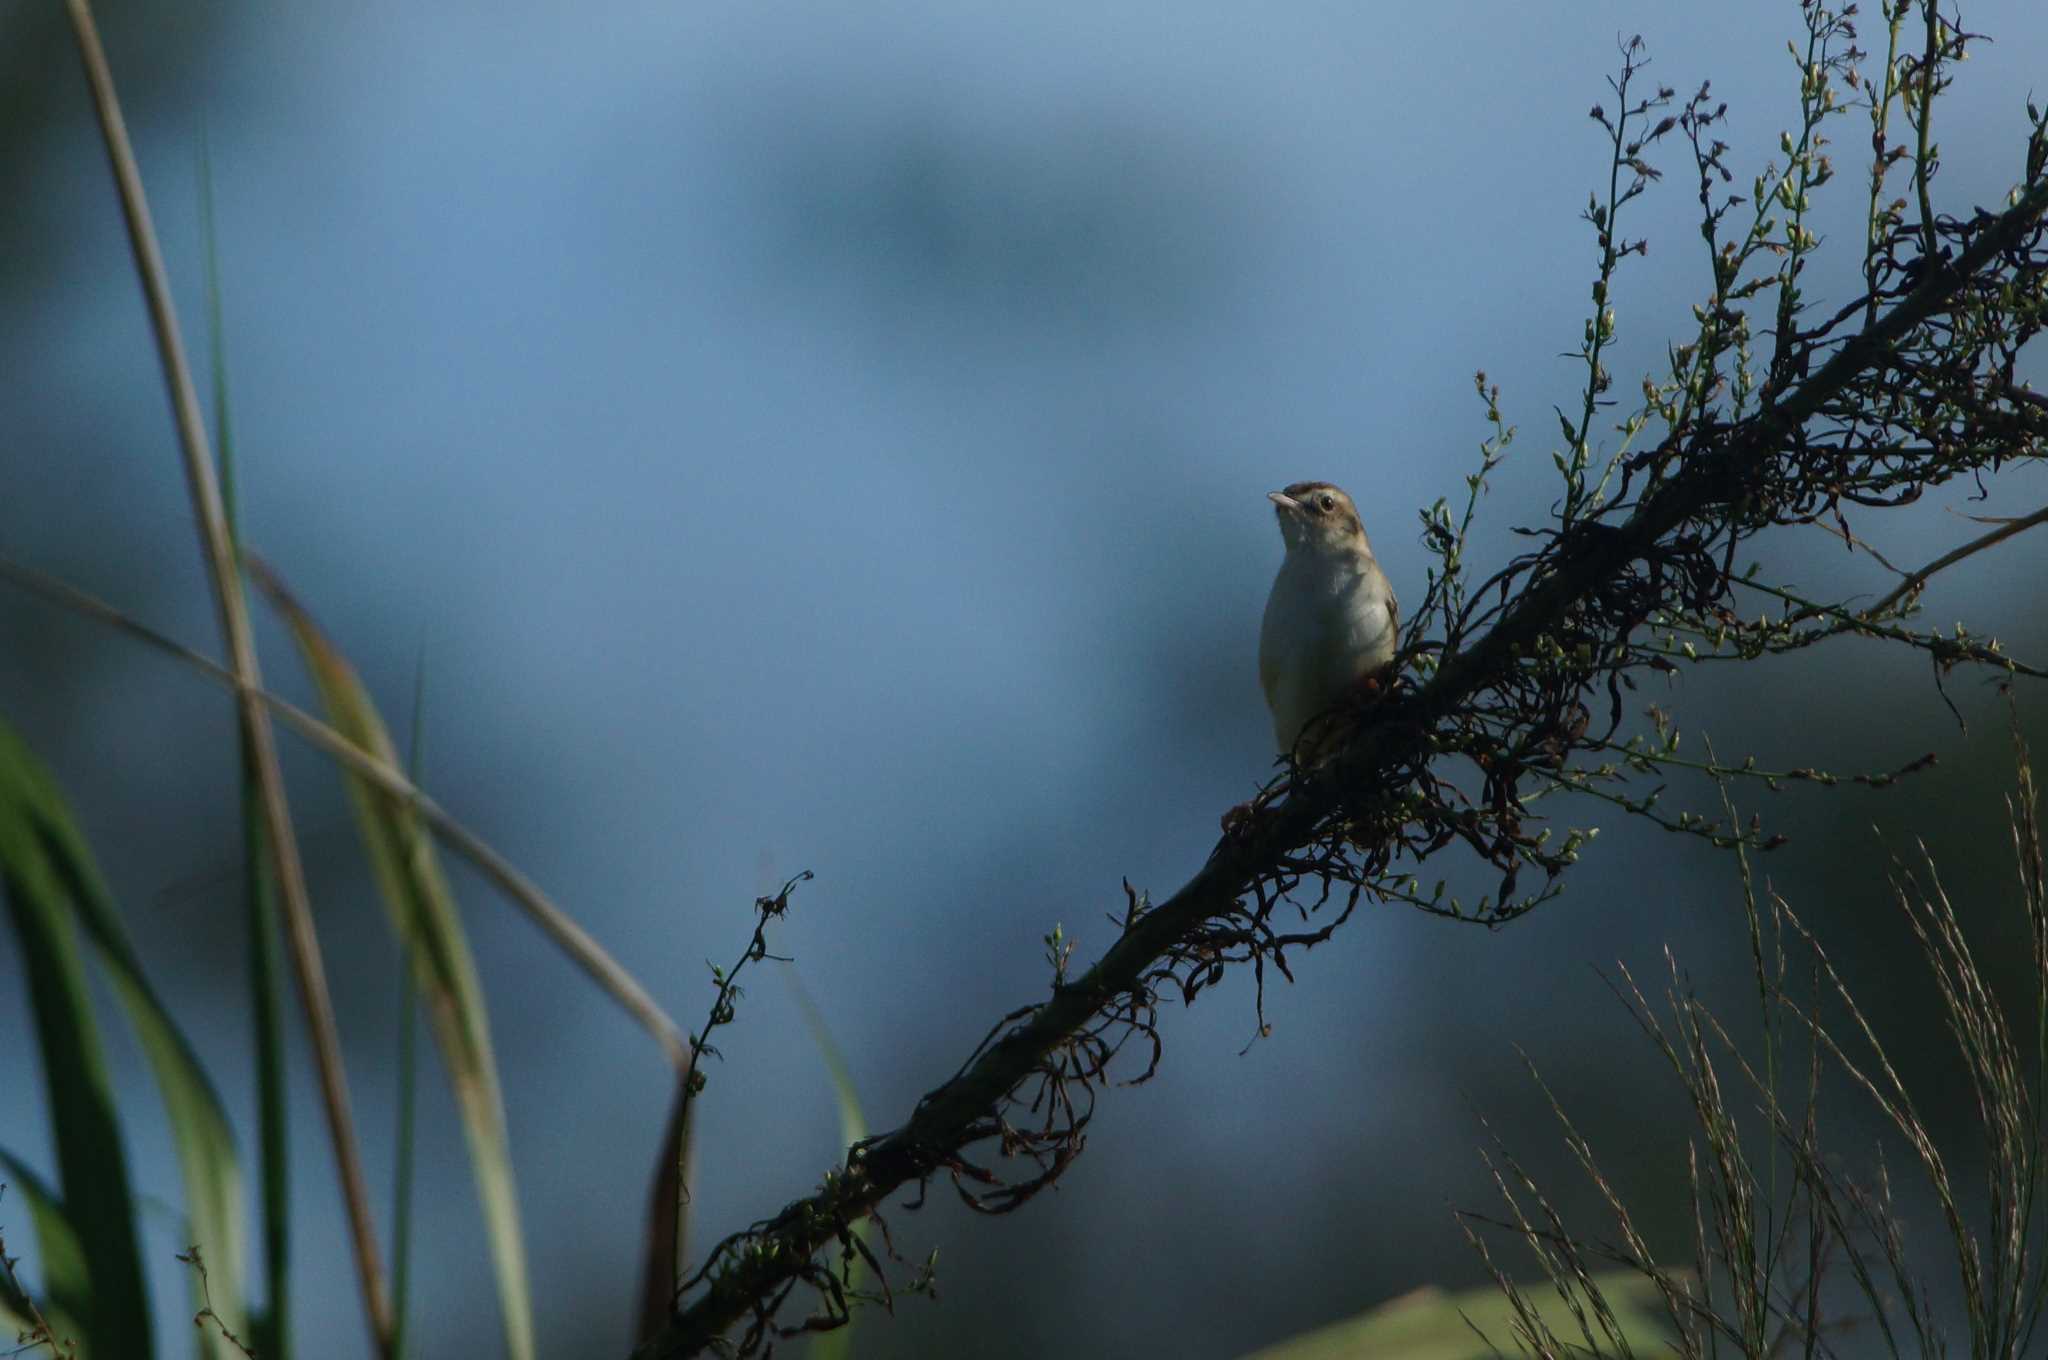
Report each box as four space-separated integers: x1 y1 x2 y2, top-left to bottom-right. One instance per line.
1258 481 1399 756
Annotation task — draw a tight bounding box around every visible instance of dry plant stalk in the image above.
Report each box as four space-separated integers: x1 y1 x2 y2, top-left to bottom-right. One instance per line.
61 0 392 1347
1465 712 2048 1357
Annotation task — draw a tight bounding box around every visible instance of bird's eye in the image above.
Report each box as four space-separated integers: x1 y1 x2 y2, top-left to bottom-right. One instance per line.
1318 494 1335 512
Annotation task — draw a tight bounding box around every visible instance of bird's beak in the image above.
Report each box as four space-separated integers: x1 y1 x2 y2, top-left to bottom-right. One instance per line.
1267 491 1300 513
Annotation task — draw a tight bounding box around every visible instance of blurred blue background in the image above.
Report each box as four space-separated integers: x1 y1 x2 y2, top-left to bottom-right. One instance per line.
3 1 2048 1355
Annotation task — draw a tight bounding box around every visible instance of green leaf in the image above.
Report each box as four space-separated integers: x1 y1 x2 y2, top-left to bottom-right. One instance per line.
391 655 429 1360
0 1156 91 1354
240 734 290 1360
1 745 148 1359
1237 1271 1673 1360
0 720 249 1351
3 717 253 1358
785 968 868 1360
256 569 534 1360
202 135 292 1360
11 731 251 1358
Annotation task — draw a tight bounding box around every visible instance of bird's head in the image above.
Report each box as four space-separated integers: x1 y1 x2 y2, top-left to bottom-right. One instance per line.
1268 481 1372 558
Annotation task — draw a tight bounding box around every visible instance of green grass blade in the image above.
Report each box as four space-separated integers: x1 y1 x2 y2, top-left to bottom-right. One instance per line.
240 754 290 1360
0 1157 91 1353
390 657 427 1360
0 724 154 1358
254 571 534 1360
199 128 236 536
201 132 290 1360
2 717 251 1357
0 1179 48 1323
783 968 868 1360
390 933 419 1360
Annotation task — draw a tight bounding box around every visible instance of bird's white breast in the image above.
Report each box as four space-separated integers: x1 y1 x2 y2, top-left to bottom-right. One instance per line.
1259 553 1396 752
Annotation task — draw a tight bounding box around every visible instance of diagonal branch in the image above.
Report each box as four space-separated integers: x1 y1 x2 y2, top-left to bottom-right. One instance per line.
633 171 2048 1360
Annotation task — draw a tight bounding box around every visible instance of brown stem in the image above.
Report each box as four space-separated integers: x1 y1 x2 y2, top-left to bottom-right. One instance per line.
1865 503 2048 619
61 1 394 1349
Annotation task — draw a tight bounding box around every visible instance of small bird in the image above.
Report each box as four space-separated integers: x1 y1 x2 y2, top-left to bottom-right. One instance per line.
1259 481 1399 756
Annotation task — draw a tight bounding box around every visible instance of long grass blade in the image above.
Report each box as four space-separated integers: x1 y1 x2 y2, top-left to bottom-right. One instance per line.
390 657 428 1360
784 968 869 1360
202 134 292 1360
61 0 392 1344
2 718 252 1356
1 729 148 1356
240 741 290 1360
635 1077 693 1345
255 569 535 1360
0 554 688 1068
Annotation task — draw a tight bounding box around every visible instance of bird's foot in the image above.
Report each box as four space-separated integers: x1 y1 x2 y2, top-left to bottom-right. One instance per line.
1347 671 1393 704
